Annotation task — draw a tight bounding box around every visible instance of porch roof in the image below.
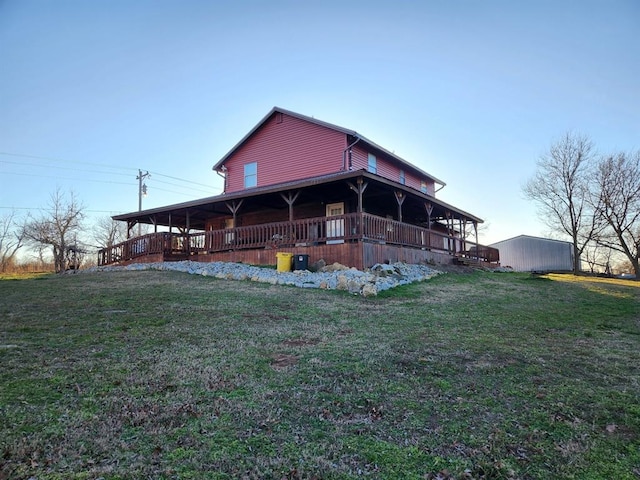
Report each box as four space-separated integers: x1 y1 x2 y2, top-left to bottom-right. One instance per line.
112 169 482 230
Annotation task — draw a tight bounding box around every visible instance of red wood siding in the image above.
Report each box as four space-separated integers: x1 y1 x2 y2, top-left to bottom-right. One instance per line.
223 113 347 193
193 243 364 269
191 242 454 270
351 145 435 195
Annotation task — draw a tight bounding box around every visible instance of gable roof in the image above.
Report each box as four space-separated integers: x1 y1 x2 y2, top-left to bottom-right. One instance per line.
212 106 446 187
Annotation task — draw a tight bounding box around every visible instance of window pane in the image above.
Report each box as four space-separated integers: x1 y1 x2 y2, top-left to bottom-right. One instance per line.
244 162 257 188
368 153 377 174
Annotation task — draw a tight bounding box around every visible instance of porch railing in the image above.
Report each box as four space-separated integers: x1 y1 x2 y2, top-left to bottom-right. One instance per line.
98 213 499 266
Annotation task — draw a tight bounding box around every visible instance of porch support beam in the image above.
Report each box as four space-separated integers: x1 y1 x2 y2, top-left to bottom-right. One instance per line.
446 211 454 254
185 210 191 234
168 213 172 233
424 202 433 229
394 191 406 223
225 199 244 225
126 220 135 239
347 178 368 213
280 190 300 222
473 221 479 260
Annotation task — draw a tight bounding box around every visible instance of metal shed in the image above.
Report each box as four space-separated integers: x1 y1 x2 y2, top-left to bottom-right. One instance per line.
489 235 575 272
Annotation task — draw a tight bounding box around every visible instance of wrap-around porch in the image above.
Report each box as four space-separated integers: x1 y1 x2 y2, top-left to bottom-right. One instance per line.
99 170 498 269
98 211 499 269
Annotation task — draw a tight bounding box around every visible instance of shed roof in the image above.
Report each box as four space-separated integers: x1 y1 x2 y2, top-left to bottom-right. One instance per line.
489 234 574 247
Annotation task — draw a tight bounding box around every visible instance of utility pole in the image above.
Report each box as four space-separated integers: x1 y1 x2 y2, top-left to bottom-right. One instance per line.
137 169 150 236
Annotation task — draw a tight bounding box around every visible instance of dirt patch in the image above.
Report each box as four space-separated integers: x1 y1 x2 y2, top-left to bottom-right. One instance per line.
337 329 354 337
270 354 298 370
281 337 320 347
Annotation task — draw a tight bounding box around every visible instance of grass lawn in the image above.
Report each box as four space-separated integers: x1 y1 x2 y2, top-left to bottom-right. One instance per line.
0 269 638 479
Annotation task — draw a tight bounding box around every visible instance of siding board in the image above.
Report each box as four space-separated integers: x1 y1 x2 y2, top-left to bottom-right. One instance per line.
351 145 435 195
224 113 347 193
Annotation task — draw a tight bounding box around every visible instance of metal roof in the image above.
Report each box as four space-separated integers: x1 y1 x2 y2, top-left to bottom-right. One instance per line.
489 234 574 247
113 169 482 226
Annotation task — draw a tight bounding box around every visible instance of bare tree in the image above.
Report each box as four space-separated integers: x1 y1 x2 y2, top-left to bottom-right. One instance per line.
613 258 635 276
524 132 603 274
593 151 640 278
93 216 126 249
582 241 614 275
0 211 25 272
23 189 85 273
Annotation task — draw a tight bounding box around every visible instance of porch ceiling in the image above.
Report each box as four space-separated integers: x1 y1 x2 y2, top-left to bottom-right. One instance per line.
112 169 483 229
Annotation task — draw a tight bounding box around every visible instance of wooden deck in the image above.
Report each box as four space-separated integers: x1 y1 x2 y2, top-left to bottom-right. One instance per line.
98 213 499 269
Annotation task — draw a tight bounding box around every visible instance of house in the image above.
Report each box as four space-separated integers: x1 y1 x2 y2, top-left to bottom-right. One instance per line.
98 107 499 269
489 235 575 272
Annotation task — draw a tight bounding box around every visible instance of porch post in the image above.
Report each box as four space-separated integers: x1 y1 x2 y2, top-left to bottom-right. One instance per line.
347 177 368 213
168 213 172 233
348 177 368 238
225 199 244 223
424 202 433 248
473 221 479 260
446 211 454 254
394 191 406 223
185 209 191 255
225 200 244 248
280 190 301 222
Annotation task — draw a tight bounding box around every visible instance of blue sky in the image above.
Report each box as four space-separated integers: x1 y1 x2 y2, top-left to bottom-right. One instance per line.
1 0 638 246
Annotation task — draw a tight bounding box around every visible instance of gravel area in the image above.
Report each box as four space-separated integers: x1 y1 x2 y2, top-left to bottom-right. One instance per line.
86 260 442 296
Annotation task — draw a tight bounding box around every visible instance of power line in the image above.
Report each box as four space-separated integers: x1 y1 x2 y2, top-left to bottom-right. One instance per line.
148 170 220 191
1 169 217 198
0 170 136 186
0 206 126 214
0 151 137 172
1 170 136 186
0 159 133 178
149 177 219 195
147 186 204 197
0 151 221 194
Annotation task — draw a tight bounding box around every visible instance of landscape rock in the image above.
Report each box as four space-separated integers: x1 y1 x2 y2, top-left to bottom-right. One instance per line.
361 283 378 297
322 262 350 272
308 258 326 272
85 260 442 296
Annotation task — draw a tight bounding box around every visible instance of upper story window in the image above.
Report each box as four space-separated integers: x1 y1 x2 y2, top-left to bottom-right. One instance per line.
420 181 428 194
399 169 405 185
367 153 377 174
244 162 257 188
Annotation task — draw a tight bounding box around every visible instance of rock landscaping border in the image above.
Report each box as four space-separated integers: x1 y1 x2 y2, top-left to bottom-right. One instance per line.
86 260 443 297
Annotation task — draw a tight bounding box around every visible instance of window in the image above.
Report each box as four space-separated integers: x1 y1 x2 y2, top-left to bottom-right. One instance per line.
420 181 428 194
399 169 405 185
368 153 377 174
244 162 257 188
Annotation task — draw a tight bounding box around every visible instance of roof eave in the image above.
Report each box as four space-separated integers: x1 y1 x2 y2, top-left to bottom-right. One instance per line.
113 169 479 224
